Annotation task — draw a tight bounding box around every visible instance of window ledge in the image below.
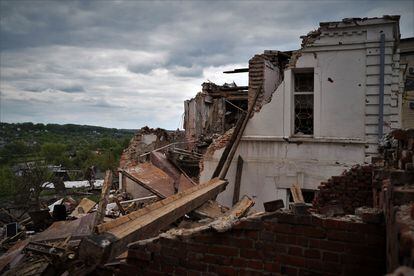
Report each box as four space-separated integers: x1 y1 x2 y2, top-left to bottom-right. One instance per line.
241 135 365 144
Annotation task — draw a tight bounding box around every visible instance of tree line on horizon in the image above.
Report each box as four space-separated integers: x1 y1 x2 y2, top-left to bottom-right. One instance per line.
0 122 135 197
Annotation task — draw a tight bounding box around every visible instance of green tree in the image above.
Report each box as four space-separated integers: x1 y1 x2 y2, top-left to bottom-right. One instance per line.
14 163 53 209
0 166 16 197
41 143 66 164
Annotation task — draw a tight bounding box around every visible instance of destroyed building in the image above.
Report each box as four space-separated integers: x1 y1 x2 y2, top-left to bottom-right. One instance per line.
199 16 405 210
184 81 248 150
401 37 414 128
1 16 414 276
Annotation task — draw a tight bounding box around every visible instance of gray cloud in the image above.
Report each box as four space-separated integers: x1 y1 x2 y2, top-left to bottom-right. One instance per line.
0 0 413 129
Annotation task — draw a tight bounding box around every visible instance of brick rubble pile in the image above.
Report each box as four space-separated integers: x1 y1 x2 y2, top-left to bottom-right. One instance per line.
313 165 374 214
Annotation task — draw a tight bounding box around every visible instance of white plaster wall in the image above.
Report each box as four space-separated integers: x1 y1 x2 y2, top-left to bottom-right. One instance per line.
201 140 365 210
263 60 281 103
316 50 366 139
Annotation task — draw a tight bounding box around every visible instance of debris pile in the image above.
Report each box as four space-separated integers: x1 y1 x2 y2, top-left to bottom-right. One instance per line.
119 126 184 169
312 165 373 214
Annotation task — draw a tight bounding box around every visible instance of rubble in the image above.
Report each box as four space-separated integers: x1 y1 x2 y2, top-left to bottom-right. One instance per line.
119 126 185 169
1 15 413 275
312 165 374 214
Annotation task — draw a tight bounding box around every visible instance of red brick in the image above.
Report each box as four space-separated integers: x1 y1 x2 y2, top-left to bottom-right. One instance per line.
229 237 254 248
209 265 237 276
260 230 275 242
161 247 180 258
128 249 152 261
231 257 245 267
296 237 308 247
208 245 239 256
364 233 385 246
248 259 264 270
240 248 263 259
181 260 207 271
264 262 280 273
305 258 323 271
348 222 384 235
187 243 210 253
272 223 293 234
323 219 351 230
303 249 320 259
276 234 296 244
312 240 345 252
323 261 342 274
197 234 227 244
326 230 364 243
285 266 298 276
275 244 288 254
302 226 326 238
175 267 188 276
244 230 259 240
203 254 231 266
161 264 174 273
322 252 339 263
238 269 263 276
187 252 203 262
288 246 303 256
234 220 263 230
280 254 306 267
145 271 164 276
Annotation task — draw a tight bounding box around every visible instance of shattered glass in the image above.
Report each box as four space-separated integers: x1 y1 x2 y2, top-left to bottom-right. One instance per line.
294 94 313 135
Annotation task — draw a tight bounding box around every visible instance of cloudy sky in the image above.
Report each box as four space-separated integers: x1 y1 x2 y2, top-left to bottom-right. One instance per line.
0 0 413 130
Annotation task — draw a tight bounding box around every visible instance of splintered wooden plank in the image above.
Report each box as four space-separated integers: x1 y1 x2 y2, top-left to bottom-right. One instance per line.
232 155 244 206
290 184 304 203
71 198 96 218
94 170 113 226
82 178 228 263
109 179 227 238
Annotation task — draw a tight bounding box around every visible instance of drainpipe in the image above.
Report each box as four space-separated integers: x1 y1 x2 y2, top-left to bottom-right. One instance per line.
378 33 385 140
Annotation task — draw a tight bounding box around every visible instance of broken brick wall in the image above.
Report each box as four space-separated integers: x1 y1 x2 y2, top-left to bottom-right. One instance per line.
377 129 414 271
119 127 185 169
124 212 385 275
248 51 288 112
312 165 374 214
184 92 226 150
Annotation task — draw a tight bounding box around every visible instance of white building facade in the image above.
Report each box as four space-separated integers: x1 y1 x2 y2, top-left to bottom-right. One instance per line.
200 17 403 210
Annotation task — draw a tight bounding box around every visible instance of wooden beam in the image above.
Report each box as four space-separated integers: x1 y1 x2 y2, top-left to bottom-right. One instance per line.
290 184 305 203
113 198 126 216
79 178 227 263
232 156 244 206
71 198 96 218
94 170 112 226
211 113 246 178
121 169 166 199
223 68 249 74
129 195 254 248
219 85 262 180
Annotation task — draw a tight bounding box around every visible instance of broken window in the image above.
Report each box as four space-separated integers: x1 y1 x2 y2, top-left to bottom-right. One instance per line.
293 71 314 135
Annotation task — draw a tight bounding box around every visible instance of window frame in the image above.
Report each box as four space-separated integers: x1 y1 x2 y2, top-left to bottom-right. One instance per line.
292 69 315 137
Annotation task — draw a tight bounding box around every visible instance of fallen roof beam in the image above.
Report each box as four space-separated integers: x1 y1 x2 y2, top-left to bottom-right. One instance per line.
78 178 227 264
219 85 262 179
121 167 168 199
223 68 249 74
129 195 254 246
